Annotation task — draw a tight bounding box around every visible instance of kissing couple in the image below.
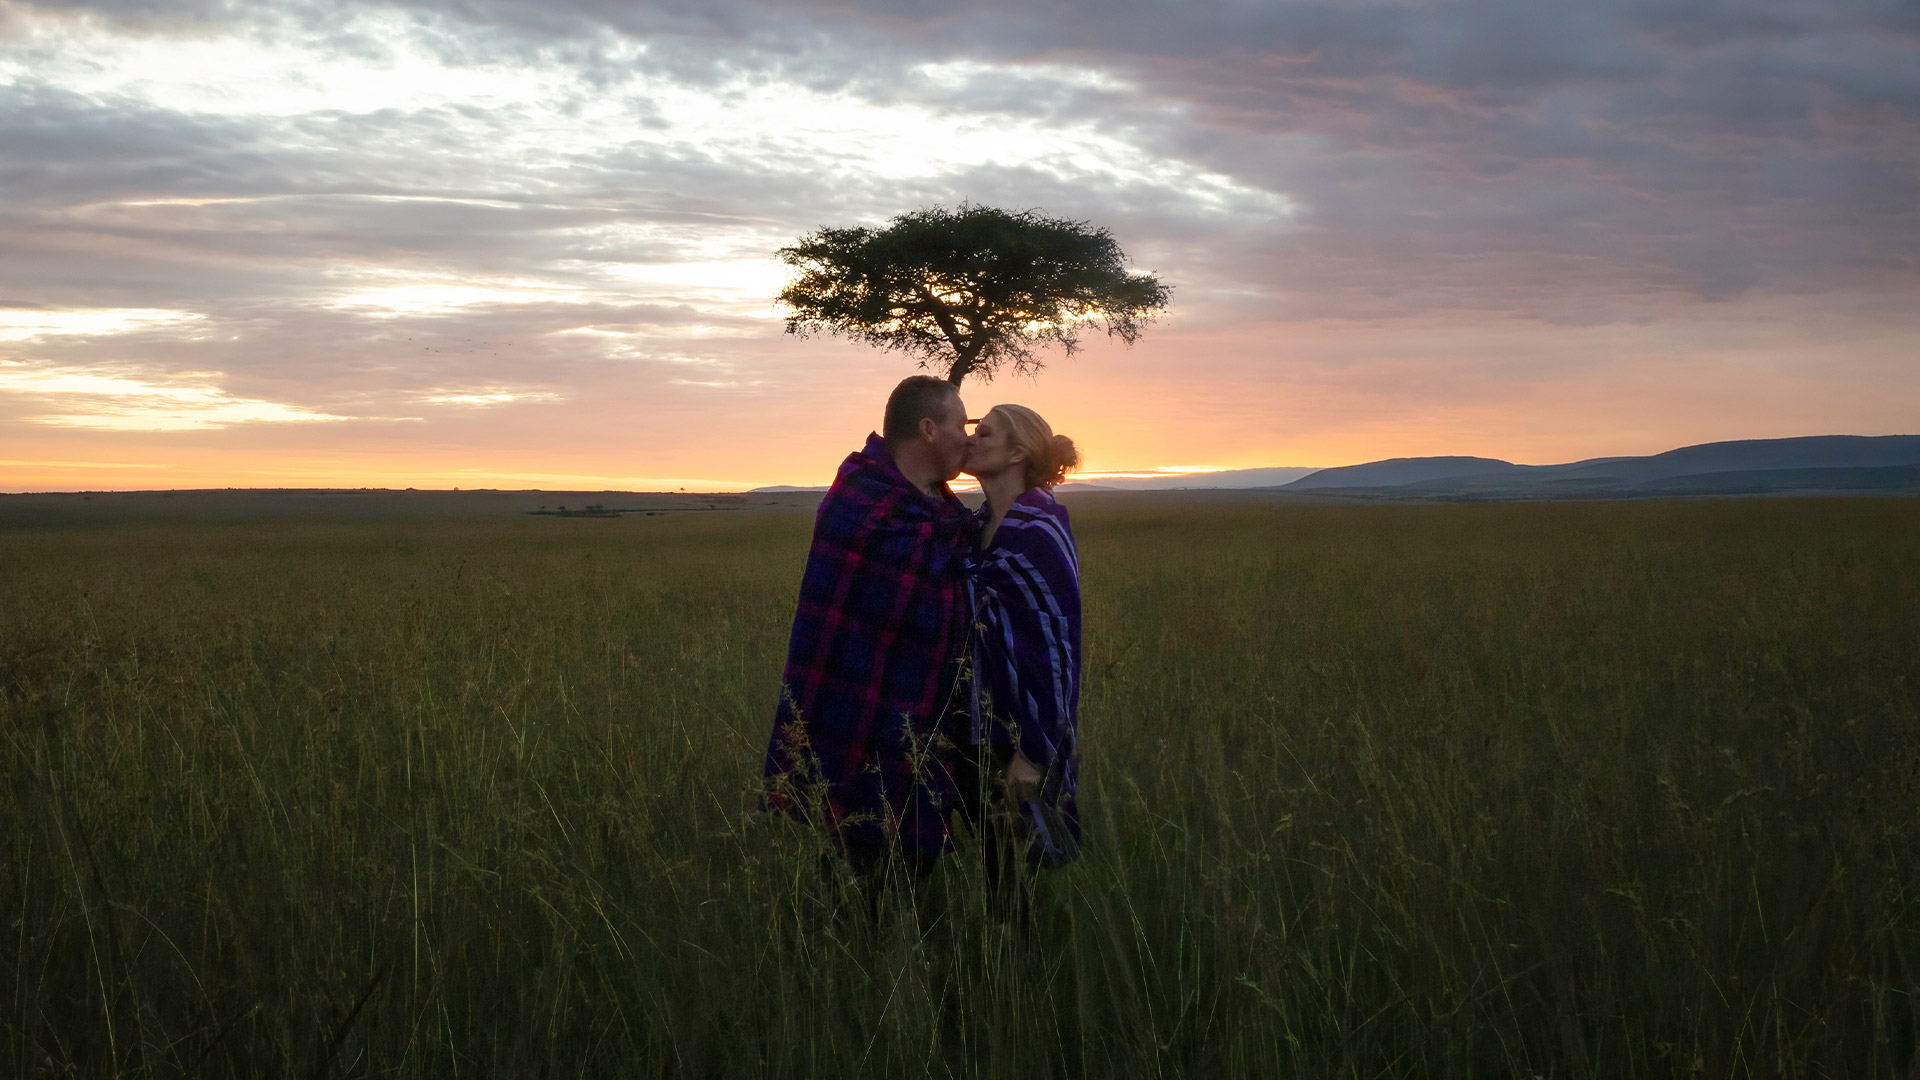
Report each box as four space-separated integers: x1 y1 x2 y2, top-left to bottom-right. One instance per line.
763 375 1083 888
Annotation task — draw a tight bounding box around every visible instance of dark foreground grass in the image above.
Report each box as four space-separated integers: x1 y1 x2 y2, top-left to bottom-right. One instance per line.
2 497 1916 1078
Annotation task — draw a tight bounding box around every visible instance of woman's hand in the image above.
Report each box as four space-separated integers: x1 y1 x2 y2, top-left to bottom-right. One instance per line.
1005 753 1043 800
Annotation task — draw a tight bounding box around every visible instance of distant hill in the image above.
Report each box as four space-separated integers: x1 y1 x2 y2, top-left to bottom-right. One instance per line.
1550 435 1920 484
1280 435 1920 499
1283 456 1526 490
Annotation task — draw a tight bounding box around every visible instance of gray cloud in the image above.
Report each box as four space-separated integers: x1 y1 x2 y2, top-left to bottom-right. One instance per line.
0 0 1913 477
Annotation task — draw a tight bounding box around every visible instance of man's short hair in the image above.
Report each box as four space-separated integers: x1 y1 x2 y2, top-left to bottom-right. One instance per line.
883 375 959 444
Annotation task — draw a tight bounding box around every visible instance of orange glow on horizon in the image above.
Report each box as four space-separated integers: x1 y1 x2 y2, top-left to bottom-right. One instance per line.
4 305 1916 495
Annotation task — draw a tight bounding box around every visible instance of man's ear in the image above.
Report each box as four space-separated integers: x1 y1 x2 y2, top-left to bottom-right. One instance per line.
918 415 938 442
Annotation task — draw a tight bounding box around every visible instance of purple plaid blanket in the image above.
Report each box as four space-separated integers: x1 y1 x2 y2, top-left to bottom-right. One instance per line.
968 487 1082 863
764 433 978 859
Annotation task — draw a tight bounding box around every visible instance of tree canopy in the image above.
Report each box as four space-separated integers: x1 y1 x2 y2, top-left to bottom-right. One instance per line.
775 204 1171 386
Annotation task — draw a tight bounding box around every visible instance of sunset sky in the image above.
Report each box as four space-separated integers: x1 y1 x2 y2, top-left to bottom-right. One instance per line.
2 0 1915 491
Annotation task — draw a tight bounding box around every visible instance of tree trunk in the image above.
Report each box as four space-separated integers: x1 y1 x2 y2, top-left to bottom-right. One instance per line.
946 347 980 386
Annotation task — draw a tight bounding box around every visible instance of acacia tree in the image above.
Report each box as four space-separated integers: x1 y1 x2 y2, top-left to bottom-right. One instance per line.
775 204 1171 386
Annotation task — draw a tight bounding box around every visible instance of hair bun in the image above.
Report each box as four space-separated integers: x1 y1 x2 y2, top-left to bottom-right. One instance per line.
992 404 1079 489
1046 433 1080 488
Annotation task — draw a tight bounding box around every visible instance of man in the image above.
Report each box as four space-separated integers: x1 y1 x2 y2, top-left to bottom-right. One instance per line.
763 375 978 874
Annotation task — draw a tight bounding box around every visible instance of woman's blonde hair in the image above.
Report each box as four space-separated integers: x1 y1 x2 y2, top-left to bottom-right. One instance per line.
991 404 1080 489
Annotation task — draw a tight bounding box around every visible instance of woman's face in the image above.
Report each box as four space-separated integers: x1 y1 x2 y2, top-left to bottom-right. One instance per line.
963 410 1024 481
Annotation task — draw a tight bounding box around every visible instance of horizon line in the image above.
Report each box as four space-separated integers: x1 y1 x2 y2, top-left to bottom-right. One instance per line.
0 464 1334 496
6 432 1914 496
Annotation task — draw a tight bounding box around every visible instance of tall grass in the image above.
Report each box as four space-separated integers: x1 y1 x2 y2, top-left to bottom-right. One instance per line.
2 498 1916 1077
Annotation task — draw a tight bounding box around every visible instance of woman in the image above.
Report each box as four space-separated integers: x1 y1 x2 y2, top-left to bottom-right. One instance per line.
960 404 1083 869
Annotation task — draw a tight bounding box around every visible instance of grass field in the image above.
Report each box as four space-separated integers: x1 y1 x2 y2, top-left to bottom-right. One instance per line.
3 496 1917 1078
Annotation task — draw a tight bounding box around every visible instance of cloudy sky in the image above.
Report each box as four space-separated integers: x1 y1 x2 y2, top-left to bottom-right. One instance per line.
2 0 1915 490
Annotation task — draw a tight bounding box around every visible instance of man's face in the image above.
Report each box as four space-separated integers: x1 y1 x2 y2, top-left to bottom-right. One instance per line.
927 395 970 482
